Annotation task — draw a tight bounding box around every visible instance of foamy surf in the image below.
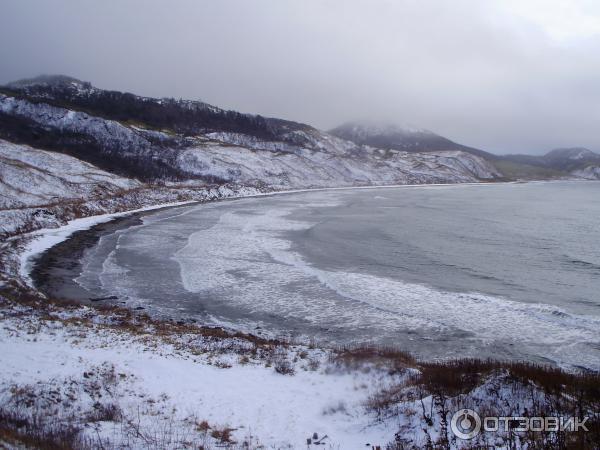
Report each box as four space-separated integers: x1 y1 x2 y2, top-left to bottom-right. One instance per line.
171 199 600 370
62 184 600 370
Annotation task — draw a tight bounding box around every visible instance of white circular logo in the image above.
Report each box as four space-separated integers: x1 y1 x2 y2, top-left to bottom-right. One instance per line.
451 409 481 440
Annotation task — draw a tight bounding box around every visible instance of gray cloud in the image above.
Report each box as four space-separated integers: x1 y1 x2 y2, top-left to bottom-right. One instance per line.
1 0 599 154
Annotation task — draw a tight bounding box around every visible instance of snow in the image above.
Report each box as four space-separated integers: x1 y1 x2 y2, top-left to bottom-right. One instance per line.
2 290 590 449
178 142 500 189
16 201 197 287
0 95 153 157
0 304 400 448
0 140 141 209
572 165 600 180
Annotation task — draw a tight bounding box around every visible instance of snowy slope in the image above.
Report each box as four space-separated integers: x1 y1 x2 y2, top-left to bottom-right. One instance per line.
0 91 501 188
178 142 500 188
572 165 600 180
0 306 399 448
0 140 140 209
1 288 595 449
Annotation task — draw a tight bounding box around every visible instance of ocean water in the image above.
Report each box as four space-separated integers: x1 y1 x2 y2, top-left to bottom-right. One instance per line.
74 182 600 370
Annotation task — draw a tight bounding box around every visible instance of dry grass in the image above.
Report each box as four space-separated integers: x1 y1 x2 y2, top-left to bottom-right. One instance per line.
332 344 416 373
370 358 600 449
415 358 600 403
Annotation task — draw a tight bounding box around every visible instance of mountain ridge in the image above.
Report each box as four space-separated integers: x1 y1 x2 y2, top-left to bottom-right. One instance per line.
5 75 600 179
1 74 316 147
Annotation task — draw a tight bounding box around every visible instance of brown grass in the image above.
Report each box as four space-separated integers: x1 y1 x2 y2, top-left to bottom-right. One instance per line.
332 344 416 372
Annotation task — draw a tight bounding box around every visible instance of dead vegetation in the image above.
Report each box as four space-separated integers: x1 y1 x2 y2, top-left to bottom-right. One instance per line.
331 344 416 373
0 286 290 364
370 359 600 449
0 367 255 449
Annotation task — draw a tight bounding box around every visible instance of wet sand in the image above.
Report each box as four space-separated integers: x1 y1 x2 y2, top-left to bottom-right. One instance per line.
32 213 147 305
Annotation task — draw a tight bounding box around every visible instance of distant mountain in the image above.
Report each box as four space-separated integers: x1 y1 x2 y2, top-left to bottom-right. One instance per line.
503 147 600 172
329 121 496 160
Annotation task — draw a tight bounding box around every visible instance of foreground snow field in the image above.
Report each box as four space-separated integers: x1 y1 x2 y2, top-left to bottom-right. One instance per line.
2 283 597 449
0 300 401 448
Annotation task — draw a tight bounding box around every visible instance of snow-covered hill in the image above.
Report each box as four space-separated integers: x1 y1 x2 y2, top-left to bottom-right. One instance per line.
329 120 495 160
572 165 600 180
0 90 500 188
177 135 501 189
0 76 502 239
0 140 141 209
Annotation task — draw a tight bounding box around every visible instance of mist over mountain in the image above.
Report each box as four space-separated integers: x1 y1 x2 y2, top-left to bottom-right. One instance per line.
330 120 600 177
329 121 497 160
503 147 600 172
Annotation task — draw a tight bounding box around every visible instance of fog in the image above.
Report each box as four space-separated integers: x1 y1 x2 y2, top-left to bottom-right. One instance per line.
1 0 600 154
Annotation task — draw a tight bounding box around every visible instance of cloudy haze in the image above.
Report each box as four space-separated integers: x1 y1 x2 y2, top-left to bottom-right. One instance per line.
1 0 600 154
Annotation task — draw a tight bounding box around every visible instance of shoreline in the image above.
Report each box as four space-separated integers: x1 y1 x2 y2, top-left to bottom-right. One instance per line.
21 179 591 322
31 213 146 304
22 177 584 298
17 200 200 288
24 179 600 369
24 180 511 300
23 181 514 329
19 179 519 290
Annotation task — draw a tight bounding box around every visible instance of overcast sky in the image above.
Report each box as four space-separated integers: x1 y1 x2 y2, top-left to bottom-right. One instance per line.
1 0 600 154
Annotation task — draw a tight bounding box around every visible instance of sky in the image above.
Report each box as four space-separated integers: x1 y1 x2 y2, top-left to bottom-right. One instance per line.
1 0 600 154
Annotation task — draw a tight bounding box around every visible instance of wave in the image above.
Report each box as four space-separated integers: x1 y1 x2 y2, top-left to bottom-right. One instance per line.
173 202 600 370
563 255 600 272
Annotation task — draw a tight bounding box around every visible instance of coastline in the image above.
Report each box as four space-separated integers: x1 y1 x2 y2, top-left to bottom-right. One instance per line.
27 179 600 370
31 213 146 304
2 179 599 449
24 178 585 307
20 180 512 291
21 179 583 321
17 200 199 288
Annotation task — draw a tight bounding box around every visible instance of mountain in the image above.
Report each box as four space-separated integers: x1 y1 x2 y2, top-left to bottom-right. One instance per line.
330 120 600 180
3 75 311 139
0 75 503 238
503 147 600 173
329 121 496 160
0 76 499 185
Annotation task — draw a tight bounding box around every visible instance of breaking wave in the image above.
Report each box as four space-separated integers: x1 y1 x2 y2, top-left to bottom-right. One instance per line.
173 204 600 370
